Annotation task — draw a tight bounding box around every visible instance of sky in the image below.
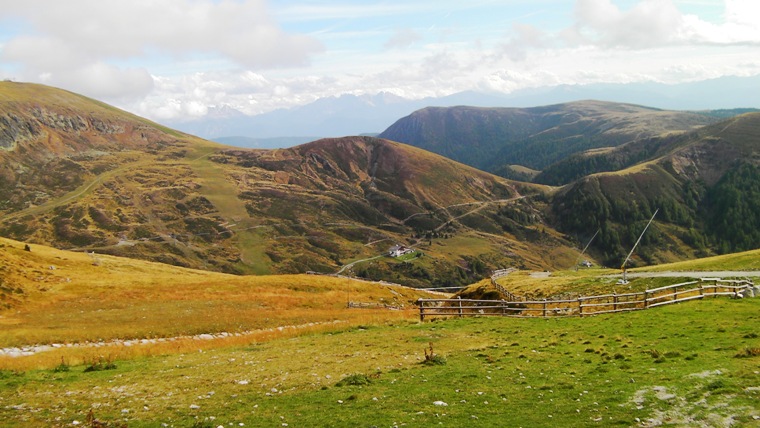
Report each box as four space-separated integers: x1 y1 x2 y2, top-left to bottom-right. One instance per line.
1 0 759 123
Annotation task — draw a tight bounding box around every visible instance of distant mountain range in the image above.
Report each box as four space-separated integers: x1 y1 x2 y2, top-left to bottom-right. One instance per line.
165 75 760 144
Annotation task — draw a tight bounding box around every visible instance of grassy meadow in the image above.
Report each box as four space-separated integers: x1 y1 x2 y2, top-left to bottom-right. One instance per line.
1 237 759 426
0 237 433 371
1 299 758 426
632 248 760 272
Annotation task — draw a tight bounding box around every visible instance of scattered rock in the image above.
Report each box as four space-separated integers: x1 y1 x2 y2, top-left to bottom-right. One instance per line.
689 369 722 378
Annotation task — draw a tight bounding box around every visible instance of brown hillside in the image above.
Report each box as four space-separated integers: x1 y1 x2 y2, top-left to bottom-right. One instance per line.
0 82 578 286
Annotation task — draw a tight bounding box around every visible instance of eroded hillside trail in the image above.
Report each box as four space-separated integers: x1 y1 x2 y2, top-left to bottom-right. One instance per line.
433 196 527 233
401 195 525 225
334 195 527 275
0 154 151 223
0 144 218 225
336 254 385 275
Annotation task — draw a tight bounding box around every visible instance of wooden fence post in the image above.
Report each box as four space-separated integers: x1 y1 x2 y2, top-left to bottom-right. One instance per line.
458 296 463 318
578 297 583 317
644 290 649 309
542 298 547 317
699 285 704 299
613 293 618 312
418 299 425 322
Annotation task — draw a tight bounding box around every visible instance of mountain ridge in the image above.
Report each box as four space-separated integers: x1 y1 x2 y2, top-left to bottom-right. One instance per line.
4 82 760 281
162 75 760 143
550 111 760 264
378 100 718 174
0 82 575 287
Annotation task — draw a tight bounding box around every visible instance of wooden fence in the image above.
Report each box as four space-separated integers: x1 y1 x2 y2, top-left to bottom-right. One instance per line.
490 268 522 301
417 278 755 321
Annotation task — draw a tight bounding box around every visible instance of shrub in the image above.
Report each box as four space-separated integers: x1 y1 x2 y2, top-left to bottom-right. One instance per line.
53 357 70 373
83 356 117 373
422 342 447 366
734 347 760 358
336 374 373 387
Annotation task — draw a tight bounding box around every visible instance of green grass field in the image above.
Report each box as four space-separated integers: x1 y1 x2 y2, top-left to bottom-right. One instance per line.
1 298 758 426
2 238 760 426
632 248 760 272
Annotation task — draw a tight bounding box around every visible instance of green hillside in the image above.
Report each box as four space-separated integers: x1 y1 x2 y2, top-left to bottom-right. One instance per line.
378 101 717 173
550 112 760 267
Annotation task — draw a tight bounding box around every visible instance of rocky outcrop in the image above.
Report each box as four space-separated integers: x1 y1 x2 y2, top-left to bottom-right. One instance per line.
0 113 40 150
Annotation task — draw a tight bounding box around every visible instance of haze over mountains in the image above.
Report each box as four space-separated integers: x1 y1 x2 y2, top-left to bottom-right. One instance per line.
165 75 760 145
3 81 760 287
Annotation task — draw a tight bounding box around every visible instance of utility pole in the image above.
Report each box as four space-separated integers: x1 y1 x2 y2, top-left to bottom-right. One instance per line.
575 228 600 271
620 209 659 283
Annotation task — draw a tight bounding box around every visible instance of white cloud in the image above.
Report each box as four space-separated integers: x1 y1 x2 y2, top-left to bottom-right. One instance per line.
476 69 562 93
1 34 153 100
1 0 323 68
0 0 322 102
680 0 760 44
384 28 423 50
135 71 341 120
61 63 154 101
571 0 684 48
1 0 758 124
499 23 550 61
569 0 760 49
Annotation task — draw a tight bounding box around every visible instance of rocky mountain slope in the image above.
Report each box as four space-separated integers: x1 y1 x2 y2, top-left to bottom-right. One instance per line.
4 82 760 279
0 82 576 287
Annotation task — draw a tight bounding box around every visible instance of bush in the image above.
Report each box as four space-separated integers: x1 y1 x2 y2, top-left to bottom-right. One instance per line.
83 356 117 372
734 347 760 358
336 374 373 387
53 357 70 373
422 342 447 366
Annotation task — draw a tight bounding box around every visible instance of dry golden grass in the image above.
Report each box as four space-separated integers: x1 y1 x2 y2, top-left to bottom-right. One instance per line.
488 268 614 298
0 237 438 370
630 247 760 272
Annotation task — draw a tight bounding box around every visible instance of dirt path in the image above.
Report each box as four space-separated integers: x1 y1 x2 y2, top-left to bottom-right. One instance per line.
0 320 347 358
612 271 760 278
401 196 525 225
336 254 385 275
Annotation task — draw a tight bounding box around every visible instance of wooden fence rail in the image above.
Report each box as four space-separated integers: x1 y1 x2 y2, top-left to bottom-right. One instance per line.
418 278 755 321
490 268 523 301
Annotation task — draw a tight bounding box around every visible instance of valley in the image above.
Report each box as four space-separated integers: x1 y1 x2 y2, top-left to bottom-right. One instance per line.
0 82 582 287
1 82 760 426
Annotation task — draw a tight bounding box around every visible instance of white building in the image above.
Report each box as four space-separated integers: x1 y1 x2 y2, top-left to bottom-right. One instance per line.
388 244 415 257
